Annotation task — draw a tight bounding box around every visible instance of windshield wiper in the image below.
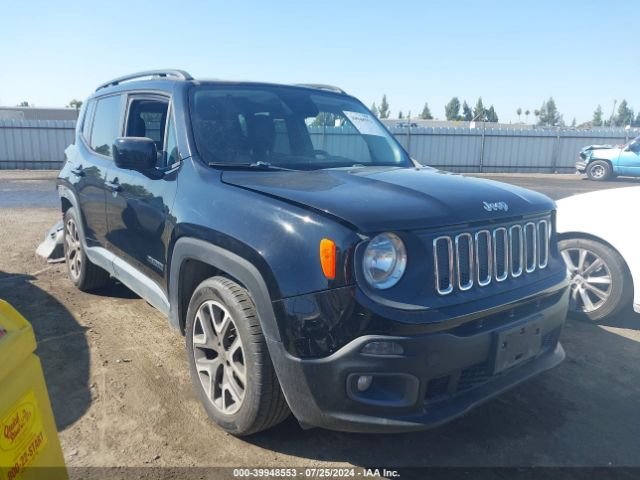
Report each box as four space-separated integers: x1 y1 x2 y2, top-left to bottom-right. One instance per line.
208 161 296 171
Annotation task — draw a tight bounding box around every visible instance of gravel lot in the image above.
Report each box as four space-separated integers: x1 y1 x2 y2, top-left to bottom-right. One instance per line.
1 171 639 475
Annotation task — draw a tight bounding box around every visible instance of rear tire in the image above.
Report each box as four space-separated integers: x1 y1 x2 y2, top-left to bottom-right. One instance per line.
586 160 612 181
559 237 633 322
185 276 290 436
63 208 111 291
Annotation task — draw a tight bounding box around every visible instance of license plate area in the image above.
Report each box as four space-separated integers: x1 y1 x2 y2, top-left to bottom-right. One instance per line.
492 319 542 374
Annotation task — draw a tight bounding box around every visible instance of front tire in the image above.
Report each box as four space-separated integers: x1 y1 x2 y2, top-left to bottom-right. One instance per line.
559 237 633 322
63 208 111 291
185 276 290 436
586 160 612 181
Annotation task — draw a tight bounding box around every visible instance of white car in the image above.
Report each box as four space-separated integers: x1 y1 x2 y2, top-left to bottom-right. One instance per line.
556 187 639 321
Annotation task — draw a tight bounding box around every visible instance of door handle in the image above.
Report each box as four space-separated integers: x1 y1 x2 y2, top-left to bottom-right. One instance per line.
104 179 122 193
71 166 84 177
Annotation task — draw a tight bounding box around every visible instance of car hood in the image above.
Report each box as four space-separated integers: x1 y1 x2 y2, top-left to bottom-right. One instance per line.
584 147 621 160
221 167 555 232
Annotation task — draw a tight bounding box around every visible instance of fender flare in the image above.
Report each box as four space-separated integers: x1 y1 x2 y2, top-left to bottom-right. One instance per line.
168 237 281 342
57 185 89 249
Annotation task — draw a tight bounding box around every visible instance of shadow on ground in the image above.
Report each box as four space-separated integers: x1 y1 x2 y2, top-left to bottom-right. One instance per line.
247 313 640 467
0 272 91 430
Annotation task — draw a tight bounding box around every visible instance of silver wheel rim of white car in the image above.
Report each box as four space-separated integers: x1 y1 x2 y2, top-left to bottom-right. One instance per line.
561 247 612 313
192 300 246 415
65 217 82 281
590 164 606 179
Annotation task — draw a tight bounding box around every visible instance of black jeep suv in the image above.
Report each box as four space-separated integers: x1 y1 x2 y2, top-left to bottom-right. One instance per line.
58 70 569 435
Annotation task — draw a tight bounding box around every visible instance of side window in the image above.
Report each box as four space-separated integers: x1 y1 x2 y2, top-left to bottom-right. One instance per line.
90 95 122 156
125 98 169 151
81 100 95 143
164 113 179 166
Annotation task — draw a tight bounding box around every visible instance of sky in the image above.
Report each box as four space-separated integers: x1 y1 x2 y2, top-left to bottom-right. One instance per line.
1 0 639 124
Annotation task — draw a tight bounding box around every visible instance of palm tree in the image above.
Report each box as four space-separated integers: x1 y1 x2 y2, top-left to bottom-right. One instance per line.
525 110 530 123
517 107 522 122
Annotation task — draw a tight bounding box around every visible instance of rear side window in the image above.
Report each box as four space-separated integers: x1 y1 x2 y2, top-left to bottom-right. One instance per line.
90 95 122 156
81 100 95 143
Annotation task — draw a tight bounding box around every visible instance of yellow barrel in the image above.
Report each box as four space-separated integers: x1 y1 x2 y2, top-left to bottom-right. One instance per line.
0 300 67 480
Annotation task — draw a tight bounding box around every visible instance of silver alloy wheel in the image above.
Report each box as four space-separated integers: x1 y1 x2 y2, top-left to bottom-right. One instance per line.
561 247 612 313
192 300 246 415
65 217 82 281
590 164 606 179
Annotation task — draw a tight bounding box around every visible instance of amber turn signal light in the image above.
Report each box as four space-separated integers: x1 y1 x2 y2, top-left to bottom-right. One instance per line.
319 238 336 280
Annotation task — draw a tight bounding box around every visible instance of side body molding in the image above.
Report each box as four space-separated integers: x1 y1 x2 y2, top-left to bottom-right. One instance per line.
169 237 281 342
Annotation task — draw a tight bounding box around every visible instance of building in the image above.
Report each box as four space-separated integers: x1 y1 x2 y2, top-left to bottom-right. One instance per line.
0 106 79 121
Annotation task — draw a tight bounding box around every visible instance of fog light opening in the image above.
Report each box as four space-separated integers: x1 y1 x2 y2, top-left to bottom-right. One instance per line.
361 341 404 356
356 375 373 392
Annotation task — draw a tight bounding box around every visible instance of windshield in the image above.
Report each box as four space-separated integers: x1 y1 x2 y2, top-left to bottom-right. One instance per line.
189 85 410 170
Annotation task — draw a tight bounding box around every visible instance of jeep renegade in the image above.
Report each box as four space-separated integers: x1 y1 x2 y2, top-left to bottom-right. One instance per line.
57 70 569 435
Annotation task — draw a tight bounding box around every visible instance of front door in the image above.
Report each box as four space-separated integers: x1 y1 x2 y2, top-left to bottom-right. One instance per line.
104 94 180 288
616 137 640 176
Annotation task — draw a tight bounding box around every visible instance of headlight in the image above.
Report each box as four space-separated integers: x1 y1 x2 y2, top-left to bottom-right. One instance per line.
362 233 407 289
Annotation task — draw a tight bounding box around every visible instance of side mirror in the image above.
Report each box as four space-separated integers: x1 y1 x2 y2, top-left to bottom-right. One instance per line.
112 137 157 171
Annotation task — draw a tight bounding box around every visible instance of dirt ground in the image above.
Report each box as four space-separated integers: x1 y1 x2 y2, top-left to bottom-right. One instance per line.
1 171 640 476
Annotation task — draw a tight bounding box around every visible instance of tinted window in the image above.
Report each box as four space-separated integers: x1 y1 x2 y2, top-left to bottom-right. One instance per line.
189 86 409 170
91 95 122 156
164 113 179 167
81 100 95 142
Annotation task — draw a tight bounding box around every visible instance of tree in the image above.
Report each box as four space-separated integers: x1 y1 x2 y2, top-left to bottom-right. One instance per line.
370 102 379 117
67 99 83 110
592 105 603 127
517 107 522 122
613 99 634 127
473 97 486 121
486 105 499 123
634 112 640 128
445 97 461 121
571 117 576 127
537 97 562 126
462 101 473 121
398 111 404 119
420 102 433 120
378 95 390 119
17 101 30 107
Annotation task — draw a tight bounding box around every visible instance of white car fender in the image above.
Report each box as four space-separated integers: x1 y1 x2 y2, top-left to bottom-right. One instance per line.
556 187 640 312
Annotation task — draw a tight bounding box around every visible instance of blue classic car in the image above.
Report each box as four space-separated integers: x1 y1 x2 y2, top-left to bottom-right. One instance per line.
577 135 640 181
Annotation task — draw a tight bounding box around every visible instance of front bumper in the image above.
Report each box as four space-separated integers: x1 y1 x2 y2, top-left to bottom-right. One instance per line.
576 160 587 172
269 280 569 433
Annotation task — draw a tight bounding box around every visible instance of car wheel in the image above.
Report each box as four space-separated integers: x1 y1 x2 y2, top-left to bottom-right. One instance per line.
63 208 111 291
559 238 633 322
185 276 290 436
586 160 612 181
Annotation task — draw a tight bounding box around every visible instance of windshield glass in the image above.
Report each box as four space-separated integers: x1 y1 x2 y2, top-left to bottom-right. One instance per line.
189 85 410 170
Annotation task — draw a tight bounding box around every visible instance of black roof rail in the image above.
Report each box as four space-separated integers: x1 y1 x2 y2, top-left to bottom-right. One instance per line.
294 83 346 94
96 69 193 91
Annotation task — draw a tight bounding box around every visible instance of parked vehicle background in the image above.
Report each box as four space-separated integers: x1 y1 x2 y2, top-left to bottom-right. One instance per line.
576 135 640 181
556 187 640 321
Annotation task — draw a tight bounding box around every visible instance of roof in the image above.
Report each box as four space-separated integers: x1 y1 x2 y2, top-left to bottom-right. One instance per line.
93 69 347 96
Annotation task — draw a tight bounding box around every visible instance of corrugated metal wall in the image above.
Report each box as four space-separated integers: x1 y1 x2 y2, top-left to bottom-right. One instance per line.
390 126 637 173
0 119 636 172
0 119 75 169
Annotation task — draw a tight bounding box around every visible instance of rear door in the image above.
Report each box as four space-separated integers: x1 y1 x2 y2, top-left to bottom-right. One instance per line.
74 94 123 247
104 93 179 289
